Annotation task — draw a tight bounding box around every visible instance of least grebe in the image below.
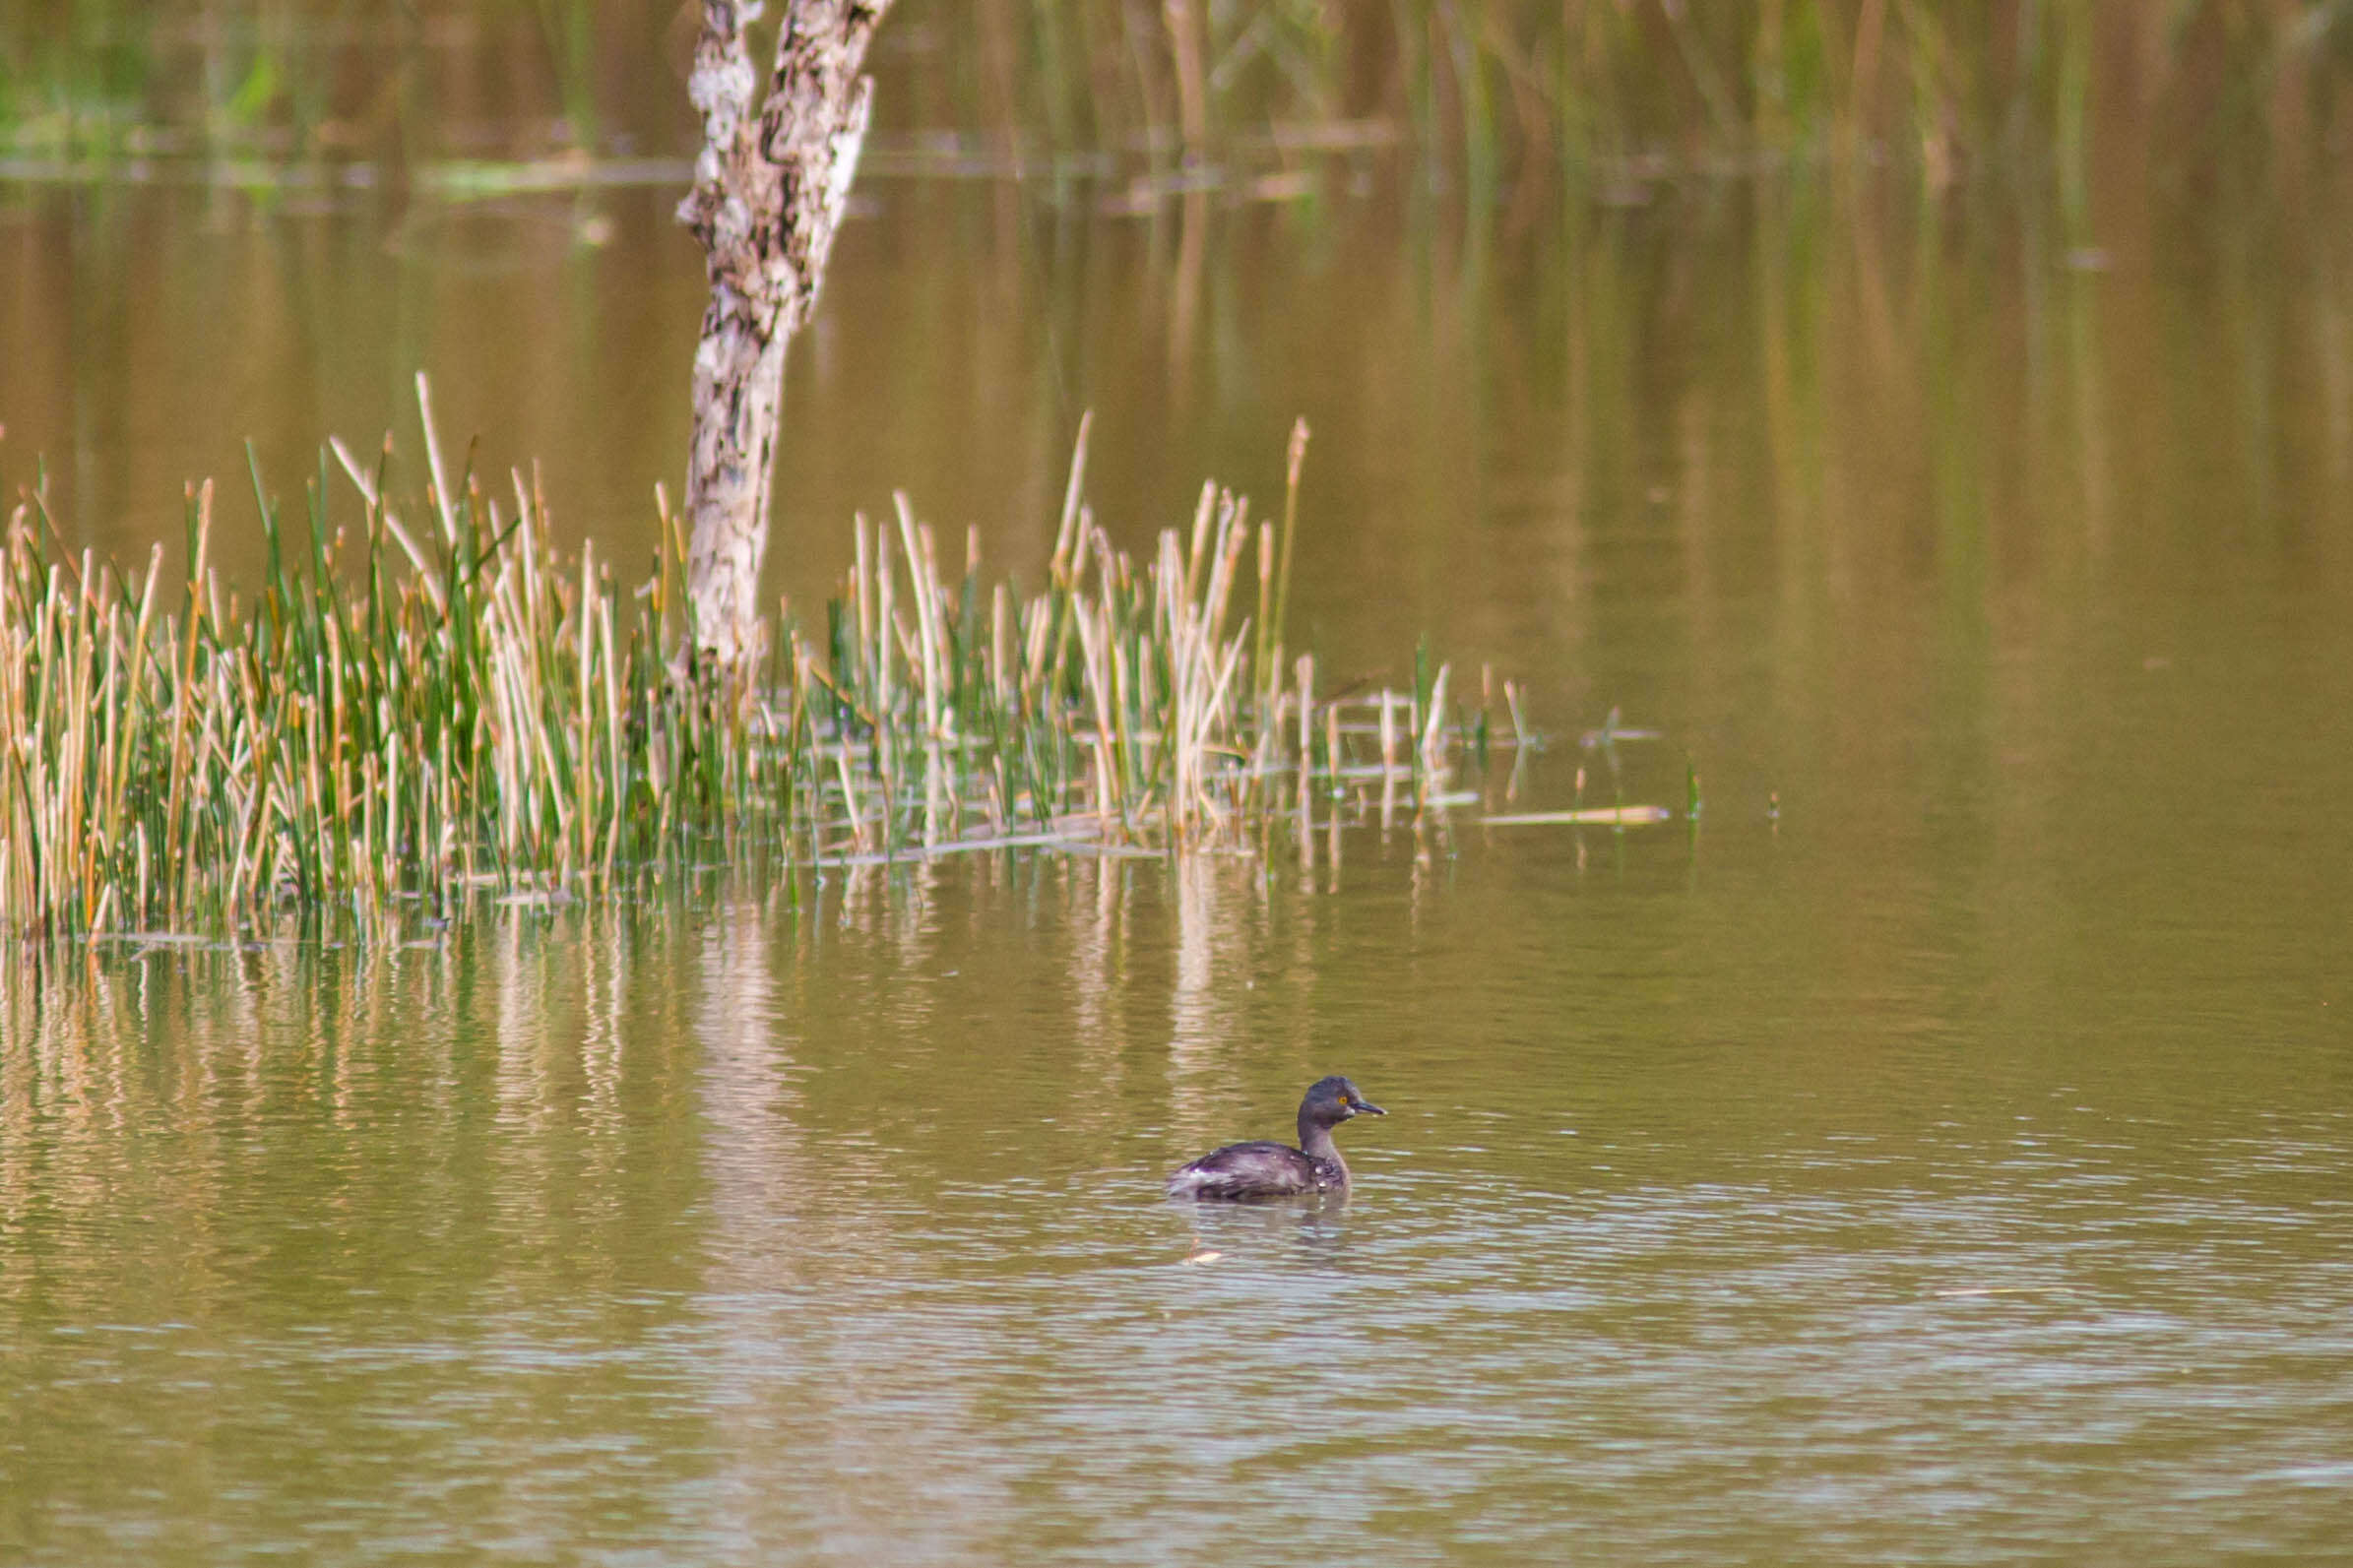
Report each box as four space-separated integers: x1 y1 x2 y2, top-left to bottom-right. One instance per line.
1165 1076 1386 1200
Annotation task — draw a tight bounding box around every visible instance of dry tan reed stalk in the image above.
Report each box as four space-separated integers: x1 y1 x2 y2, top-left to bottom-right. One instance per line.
1070 596 1117 824
417 372 460 549
1295 655 1313 768
892 494 945 742
1051 411 1091 582
1421 662 1451 774
1 386 1507 935
332 439 441 607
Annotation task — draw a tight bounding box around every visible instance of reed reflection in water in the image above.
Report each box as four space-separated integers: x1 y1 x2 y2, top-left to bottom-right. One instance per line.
3 819 2349 1562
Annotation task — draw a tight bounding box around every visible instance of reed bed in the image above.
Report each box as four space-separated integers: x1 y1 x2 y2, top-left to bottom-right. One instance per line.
921 1 2353 207
9 2 2346 193
0 385 1526 938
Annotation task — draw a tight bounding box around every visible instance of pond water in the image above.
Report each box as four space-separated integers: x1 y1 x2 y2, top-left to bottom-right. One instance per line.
5 149 2353 1561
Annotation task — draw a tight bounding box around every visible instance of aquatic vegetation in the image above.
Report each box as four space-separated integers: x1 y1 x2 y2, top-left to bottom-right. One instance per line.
0 382 1531 938
5 3 2346 194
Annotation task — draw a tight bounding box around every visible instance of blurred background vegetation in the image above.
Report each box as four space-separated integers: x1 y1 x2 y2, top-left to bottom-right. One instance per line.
4 1 2351 206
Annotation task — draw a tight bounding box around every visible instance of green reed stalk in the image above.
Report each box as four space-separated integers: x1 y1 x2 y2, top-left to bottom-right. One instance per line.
0 385 1497 936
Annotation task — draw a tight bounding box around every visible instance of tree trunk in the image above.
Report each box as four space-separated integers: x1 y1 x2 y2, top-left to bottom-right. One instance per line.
678 0 891 667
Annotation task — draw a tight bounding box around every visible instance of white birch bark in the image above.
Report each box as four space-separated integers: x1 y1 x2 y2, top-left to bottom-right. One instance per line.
678 0 892 667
